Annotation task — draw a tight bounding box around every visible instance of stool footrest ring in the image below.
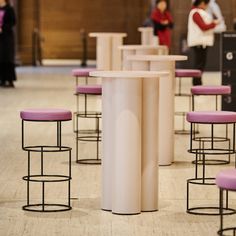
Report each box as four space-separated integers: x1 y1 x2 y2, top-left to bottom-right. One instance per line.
22 203 72 212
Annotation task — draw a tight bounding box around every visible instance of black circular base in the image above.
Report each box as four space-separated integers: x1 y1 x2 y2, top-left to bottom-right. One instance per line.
218 227 236 235
187 206 236 216
192 159 230 166
76 159 101 165
22 203 72 212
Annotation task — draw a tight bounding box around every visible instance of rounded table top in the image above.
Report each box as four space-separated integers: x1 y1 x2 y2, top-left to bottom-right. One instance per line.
127 55 188 62
138 27 153 32
119 45 167 50
89 70 169 78
89 32 127 38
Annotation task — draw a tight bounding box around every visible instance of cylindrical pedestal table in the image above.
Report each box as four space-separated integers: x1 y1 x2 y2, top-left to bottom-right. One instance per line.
89 33 127 70
119 45 169 70
90 70 169 215
138 27 156 45
126 55 188 166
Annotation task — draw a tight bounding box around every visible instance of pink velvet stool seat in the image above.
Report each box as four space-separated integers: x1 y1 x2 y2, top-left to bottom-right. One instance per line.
191 85 231 95
72 68 97 85
76 85 102 95
187 111 236 124
72 68 96 77
175 69 202 78
216 169 236 235
20 108 72 121
216 169 236 191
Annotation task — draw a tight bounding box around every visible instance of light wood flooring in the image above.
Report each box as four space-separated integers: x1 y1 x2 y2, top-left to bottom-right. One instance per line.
0 66 236 236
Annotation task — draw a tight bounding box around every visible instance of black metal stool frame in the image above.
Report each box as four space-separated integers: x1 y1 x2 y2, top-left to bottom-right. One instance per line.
192 93 231 166
218 188 236 236
22 119 72 212
175 76 192 135
187 122 236 215
74 91 102 133
76 113 101 165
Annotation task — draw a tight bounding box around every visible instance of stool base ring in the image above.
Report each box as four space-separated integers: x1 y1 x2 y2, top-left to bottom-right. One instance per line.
22 203 72 212
76 158 101 165
187 206 236 216
218 227 236 236
191 159 230 166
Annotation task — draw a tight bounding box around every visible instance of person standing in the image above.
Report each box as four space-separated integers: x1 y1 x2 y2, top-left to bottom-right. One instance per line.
151 0 173 49
0 0 16 88
187 0 219 85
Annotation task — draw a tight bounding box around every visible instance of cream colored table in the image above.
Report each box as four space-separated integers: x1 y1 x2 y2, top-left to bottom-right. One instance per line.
119 45 168 70
89 33 127 70
127 55 188 166
90 70 169 215
138 27 157 45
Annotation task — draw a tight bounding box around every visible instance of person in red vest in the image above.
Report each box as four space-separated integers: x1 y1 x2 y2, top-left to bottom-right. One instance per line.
151 0 174 49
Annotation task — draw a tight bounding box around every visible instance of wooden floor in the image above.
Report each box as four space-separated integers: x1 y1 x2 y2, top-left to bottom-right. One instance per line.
0 67 236 236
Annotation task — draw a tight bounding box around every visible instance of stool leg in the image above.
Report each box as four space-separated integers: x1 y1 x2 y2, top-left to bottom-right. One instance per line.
68 149 71 207
219 188 224 236
57 121 62 148
41 147 44 176
96 117 100 160
27 151 30 206
22 120 25 149
216 95 218 111
178 77 182 96
211 124 214 150
76 76 78 87
42 182 45 211
187 180 190 211
84 94 87 115
76 115 79 163
192 95 195 111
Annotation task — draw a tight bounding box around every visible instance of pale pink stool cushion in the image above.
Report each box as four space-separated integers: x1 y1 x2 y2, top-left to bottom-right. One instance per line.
20 109 72 121
191 85 231 95
175 69 202 78
187 111 236 124
72 68 96 77
76 85 102 95
216 169 236 191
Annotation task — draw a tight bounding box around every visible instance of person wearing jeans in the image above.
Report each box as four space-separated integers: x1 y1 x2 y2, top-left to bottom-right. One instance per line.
187 0 219 85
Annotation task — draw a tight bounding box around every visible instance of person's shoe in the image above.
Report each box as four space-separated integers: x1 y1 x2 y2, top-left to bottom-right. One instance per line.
4 81 15 88
8 81 15 88
0 81 6 87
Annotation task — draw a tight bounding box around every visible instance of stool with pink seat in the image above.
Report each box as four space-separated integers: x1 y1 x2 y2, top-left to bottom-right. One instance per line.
175 69 202 134
20 108 72 212
216 169 236 235
186 111 236 215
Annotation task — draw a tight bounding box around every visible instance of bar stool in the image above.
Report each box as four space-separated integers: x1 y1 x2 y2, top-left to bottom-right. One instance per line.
191 85 232 165
186 111 236 215
72 68 96 86
75 85 102 165
20 108 72 212
216 169 236 235
191 85 231 111
175 69 202 134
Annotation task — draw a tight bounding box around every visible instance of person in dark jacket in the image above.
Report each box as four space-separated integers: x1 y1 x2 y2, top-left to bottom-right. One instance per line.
151 0 173 48
0 0 16 88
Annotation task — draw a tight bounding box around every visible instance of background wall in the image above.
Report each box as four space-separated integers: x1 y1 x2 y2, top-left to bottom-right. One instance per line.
17 0 236 64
